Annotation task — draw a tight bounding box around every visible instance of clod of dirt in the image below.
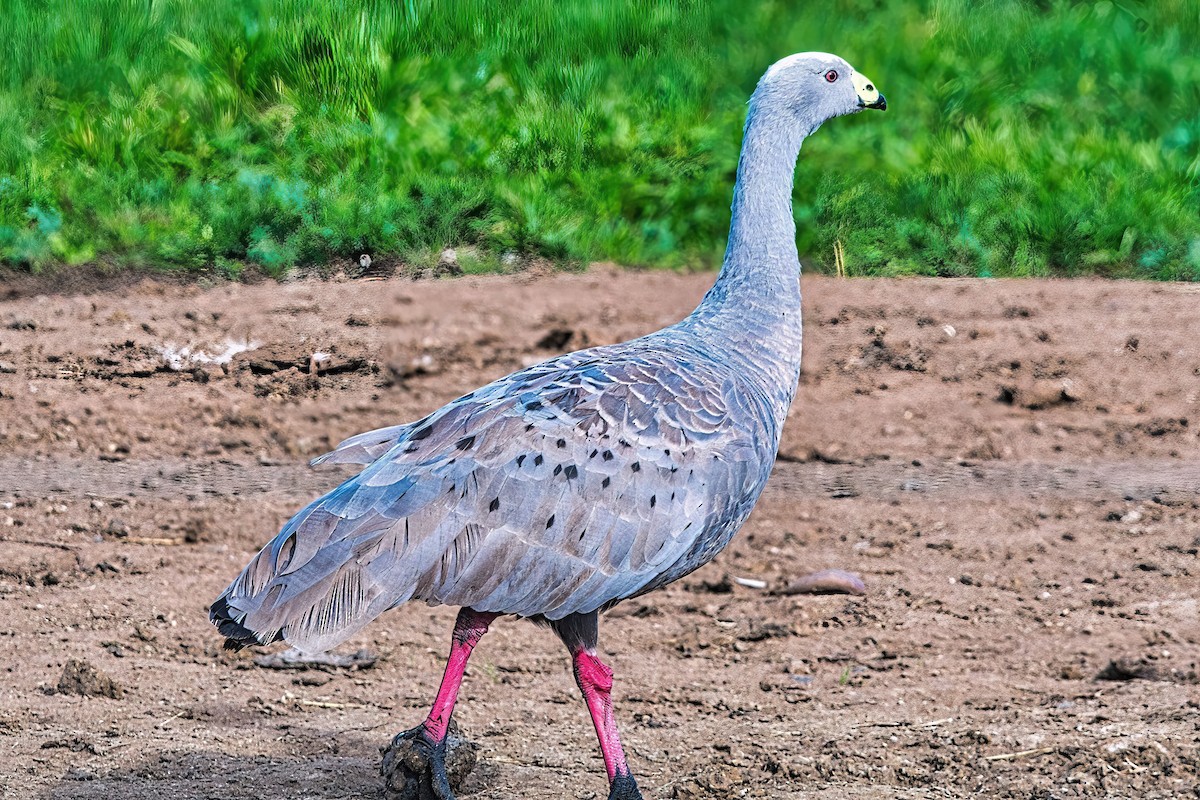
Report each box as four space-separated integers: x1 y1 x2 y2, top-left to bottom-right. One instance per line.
689 575 734 594
56 658 123 699
181 515 215 544
775 569 866 596
1136 417 1189 437
63 767 98 781
996 380 1080 410
253 647 377 672
381 719 477 800
1096 657 1159 682
294 673 332 687
672 765 746 799
859 329 928 372
238 343 370 377
41 735 98 754
536 327 576 351
738 621 793 642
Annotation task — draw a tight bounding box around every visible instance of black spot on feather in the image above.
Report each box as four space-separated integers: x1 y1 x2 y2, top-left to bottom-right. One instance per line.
564 464 579 480
534 454 544 466
556 438 566 448
455 435 476 451
553 464 563 476
525 400 543 411
602 477 611 489
602 450 614 461
546 514 555 529
489 497 500 512
631 462 641 473
411 424 434 441
650 495 657 508
516 454 527 467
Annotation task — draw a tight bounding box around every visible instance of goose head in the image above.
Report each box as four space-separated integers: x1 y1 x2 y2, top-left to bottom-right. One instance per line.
755 52 886 132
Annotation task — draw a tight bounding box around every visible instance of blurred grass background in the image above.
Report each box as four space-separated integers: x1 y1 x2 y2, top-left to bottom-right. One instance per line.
0 0 1197 279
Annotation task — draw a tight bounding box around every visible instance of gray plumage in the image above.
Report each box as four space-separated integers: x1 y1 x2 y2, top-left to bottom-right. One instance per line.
213 52 887 656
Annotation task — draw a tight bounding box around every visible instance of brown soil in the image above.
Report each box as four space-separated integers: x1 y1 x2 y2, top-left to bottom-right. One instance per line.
1 270 1197 800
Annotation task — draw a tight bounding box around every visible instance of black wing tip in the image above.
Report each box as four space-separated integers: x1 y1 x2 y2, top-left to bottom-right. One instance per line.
210 595 282 652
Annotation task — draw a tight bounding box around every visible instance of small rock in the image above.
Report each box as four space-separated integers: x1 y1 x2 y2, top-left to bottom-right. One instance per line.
435 248 462 277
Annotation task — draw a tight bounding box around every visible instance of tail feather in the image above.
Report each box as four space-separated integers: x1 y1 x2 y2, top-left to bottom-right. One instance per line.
209 594 283 651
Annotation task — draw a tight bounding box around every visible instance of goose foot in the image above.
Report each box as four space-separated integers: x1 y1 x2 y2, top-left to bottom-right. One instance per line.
608 773 645 800
380 720 478 800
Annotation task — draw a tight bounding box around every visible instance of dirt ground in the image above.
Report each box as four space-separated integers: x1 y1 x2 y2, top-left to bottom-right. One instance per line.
1 268 1197 800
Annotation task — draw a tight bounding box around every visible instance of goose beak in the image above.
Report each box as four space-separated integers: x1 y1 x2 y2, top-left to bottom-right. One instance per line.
852 71 887 111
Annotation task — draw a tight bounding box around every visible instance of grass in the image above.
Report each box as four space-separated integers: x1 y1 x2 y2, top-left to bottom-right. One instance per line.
1 0 1198 279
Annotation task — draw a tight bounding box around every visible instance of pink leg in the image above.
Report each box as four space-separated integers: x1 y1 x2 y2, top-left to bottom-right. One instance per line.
421 608 497 742
572 648 634 784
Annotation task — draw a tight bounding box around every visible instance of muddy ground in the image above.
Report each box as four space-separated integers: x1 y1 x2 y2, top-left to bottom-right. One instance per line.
0 269 1197 799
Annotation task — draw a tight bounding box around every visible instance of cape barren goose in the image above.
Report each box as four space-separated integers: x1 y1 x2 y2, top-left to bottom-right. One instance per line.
212 52 886 799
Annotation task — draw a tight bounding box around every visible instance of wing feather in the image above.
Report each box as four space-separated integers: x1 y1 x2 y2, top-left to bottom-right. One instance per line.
215 338 779 653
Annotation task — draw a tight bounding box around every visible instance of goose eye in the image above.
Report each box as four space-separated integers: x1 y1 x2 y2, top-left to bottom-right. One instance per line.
824 69 838 83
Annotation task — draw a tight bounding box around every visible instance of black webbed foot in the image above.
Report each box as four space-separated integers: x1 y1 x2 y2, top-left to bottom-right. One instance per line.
380 720 478 800
608 772 644 800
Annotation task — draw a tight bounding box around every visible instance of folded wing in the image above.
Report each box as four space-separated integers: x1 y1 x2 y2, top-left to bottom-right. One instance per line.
214 340 775 653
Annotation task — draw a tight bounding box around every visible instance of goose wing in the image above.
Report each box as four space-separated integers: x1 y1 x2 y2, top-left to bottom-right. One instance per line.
215 339 775 653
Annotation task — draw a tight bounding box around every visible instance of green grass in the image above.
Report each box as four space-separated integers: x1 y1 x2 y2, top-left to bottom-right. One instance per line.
1 0 1198 279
